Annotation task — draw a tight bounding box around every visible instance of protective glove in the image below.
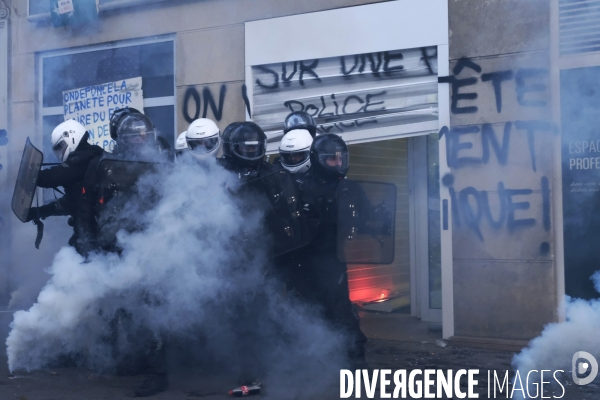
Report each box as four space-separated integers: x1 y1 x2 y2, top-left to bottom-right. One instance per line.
24 207 41 222
24 203 59 222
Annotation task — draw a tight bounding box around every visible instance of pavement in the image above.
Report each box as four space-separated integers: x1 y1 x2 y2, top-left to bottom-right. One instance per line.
0 309 599 400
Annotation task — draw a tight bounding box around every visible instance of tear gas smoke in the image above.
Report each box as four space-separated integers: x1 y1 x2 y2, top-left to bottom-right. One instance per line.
6 157 347 396
5 217 74 311
512 275 600 389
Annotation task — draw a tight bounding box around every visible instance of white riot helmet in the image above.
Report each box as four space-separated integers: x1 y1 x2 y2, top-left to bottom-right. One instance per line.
278 129 313 174
185 118 220 159
175 131 188 158
51 119 88 162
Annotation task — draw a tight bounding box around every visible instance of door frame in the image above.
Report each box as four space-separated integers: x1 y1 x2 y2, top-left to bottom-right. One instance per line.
409 135 443 324
437 43 454 338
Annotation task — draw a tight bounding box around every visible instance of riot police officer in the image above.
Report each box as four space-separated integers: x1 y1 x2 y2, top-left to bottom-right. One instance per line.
174 131 188 159
218 122 311 382
185 118 221 160
75 108 168 397
286 133 367 368
219 121 305 258
283 110 318 138
109 107 160 159
277 128 313 177
218 121 271 180
272 111 317 169
26 119 104 246
75 108 162 255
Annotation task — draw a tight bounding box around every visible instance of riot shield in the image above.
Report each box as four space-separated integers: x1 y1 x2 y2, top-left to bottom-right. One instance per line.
242 170 310 257
12 138 43 222
337 180 396 264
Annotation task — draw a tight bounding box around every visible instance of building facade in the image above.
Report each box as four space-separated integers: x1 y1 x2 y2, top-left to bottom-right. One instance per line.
2 0 595 346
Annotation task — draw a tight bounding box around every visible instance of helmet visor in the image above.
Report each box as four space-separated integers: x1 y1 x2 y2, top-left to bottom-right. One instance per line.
232 140 265 160
280 150 310 167
120 131 152 145
117 115 154 145
188 137 219 154
318 151 349 173
52 139 69 161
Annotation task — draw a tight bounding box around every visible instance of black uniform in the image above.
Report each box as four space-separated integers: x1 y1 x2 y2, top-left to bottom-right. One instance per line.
75 110 165 257
269 156 305 181
279 134 367 367
282 172 367 365
29 137 104 246
218 157 272 181
75 110 168 397
75 148 161 256
219 121 313 382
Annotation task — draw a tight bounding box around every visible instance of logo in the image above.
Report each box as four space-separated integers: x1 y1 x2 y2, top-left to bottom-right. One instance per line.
572 351 598 385
340 367 572 398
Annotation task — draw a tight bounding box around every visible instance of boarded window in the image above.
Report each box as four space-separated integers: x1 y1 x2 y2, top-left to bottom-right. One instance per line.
251 46 439 152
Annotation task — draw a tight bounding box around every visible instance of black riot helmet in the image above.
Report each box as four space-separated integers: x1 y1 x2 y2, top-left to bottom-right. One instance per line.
310 134 349 181
223 122 266 167
112 110 155 147
283 111 317 138
221 122 243 159
109 107 142 140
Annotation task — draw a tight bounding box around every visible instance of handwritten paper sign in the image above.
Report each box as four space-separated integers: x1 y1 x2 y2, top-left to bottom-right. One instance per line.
63 77 144 151
58 0 74 14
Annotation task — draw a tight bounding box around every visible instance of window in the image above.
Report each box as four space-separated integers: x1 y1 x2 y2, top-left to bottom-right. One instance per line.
29 0 49 16
40 37 175 154
39 36 175 201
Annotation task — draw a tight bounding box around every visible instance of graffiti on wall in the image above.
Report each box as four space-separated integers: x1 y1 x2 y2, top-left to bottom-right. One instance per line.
439 58 553 252
251 47 439 141
179 47 439 146
253 48 437 89
181 84 251 124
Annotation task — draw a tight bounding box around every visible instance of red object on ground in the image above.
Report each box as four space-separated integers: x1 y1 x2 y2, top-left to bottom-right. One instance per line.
228 383 261 396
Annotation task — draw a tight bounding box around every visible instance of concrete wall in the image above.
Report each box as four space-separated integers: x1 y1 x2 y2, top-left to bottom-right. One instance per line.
448 0 554 340
1 0 389 299
0 0 10 305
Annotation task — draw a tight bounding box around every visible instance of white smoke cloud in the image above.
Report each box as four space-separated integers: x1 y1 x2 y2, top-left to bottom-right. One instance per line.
512 277 600 391
5 157 347 396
